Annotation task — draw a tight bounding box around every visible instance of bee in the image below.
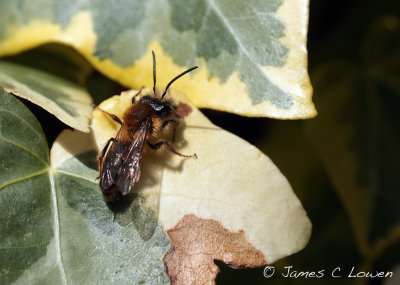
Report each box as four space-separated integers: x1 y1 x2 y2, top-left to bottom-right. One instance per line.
94 52 198 201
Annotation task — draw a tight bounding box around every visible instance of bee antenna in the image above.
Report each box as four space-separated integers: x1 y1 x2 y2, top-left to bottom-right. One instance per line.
161 66 198 99
152 51 156 95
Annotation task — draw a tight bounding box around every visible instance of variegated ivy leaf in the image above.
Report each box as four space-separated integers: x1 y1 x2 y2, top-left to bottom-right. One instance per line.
0 61 92 132
0 86 311 284
0 89 170 284
0 0 316 119
92 88 311 283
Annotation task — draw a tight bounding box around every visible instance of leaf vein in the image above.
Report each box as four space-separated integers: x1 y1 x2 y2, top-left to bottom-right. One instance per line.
31 264 58 285
207 0 267 74
49 169 69 285
0 169 48 190
54 169 97 184
0 137 48 165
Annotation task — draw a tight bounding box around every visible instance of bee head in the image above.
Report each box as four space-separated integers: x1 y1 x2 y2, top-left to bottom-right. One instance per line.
140 95 175 119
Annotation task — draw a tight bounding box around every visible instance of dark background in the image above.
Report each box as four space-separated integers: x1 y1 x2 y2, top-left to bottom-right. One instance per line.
4 0 400 284
217 1 400 284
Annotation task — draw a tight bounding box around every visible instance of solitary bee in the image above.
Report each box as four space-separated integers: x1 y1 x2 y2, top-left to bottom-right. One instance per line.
94 52 198 201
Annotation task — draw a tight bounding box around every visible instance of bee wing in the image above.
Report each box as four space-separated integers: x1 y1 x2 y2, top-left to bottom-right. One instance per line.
116 119 151 196
99 126 129 192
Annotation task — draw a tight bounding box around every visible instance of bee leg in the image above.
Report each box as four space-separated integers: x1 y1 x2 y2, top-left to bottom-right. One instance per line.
161 119 179 142
98 138 115 176
92 104 122 125
147 140 197 159
132 86 144 105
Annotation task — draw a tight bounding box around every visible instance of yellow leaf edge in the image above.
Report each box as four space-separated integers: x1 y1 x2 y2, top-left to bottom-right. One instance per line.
0 0 316 119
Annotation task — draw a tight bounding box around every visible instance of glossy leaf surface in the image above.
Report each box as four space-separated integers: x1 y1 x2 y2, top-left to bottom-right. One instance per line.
0 0 315 119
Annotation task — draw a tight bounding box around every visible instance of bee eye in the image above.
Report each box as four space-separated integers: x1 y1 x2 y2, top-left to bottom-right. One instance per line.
150 101 164 112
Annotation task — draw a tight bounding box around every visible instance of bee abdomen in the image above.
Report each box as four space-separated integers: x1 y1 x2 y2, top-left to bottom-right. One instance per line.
101 186 121 202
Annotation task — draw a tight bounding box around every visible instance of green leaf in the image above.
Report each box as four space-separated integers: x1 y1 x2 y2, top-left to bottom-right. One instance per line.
0 0 315 119
0 61 92 132
0 90 170 284
3 43 94 86
304 16 400 253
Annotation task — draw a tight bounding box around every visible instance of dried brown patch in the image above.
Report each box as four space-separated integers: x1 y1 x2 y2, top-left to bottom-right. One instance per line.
175 102 192 118
163 214 267 285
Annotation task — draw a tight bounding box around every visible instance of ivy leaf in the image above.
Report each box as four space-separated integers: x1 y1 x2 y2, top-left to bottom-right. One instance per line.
0 61 92 132
304 16 400 254
0 89 170 284
92 89 312 283
0 86 311 283
3 43 94 86
0 0 316 119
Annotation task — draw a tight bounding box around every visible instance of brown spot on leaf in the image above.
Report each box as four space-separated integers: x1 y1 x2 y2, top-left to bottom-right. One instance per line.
175 102 192 118
163 214 267 285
